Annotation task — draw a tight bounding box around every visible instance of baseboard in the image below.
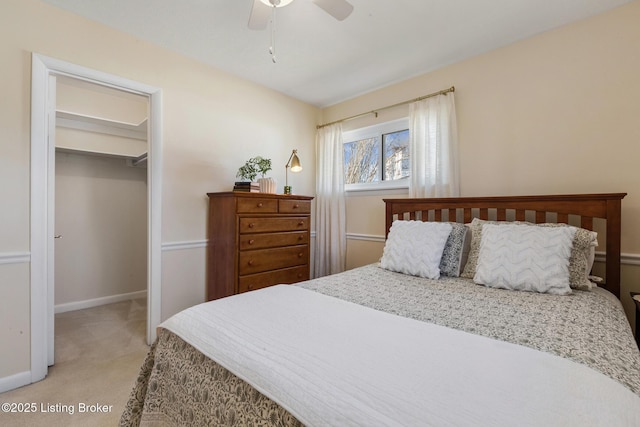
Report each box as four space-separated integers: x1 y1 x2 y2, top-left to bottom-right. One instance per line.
0 370 31 394
54 290 147 314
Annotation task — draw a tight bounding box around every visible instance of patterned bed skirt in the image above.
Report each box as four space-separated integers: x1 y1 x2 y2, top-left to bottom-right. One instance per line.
120 328 302 426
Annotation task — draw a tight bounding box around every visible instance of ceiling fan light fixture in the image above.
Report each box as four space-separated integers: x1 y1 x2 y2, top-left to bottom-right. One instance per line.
259 0 294 7
249 0 353 62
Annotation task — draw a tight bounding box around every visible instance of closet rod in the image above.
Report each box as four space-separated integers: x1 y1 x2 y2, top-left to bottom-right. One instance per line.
316 86 455 130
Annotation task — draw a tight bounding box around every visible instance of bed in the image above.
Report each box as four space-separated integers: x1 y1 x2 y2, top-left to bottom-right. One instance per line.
121 193 640 426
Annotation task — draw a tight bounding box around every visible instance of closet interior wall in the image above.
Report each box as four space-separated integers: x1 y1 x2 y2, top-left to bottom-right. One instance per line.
53 76 148 312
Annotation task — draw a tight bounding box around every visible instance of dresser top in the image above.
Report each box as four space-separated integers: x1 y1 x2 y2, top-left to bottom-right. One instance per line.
207 192 314 200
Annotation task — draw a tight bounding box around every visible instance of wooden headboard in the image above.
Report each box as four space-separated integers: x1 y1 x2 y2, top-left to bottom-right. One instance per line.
383 193 627 298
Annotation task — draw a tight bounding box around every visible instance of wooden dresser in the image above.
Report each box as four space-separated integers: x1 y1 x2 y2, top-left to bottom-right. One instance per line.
206 192 314 301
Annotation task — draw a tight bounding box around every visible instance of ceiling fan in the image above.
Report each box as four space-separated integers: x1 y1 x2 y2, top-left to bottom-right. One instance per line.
248 0 354 30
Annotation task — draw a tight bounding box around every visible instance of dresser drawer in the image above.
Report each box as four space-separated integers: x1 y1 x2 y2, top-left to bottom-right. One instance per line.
239 231 308 250
239 217 309 233
279 199 311 214
236 197 278 213
238 245 308 275
207 192 313 301
238 265 310 293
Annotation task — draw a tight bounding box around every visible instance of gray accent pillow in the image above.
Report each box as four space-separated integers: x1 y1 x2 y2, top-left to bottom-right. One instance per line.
439 223 471 277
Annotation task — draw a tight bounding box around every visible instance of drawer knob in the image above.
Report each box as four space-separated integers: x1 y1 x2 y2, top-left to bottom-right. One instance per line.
248 260 254 266
297 221 304 226
297 273 303 278
248 284 254 290
257 203 263 208
298 253 303 258
293 204 299 209
248 239 255 245
298 235 303 240
248 223 255 228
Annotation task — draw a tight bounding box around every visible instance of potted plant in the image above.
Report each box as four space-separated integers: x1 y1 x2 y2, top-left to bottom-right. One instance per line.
236 156 276 193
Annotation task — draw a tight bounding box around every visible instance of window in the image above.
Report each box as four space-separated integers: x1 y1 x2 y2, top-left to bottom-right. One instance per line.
343 118 409 191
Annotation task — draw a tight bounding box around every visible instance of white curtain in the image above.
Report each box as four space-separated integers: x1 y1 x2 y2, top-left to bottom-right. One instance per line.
409 92 460 198
314 123 346 277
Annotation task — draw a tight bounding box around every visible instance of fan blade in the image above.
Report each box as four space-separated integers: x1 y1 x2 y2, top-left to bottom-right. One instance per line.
248 0 271 30
312 0 354 21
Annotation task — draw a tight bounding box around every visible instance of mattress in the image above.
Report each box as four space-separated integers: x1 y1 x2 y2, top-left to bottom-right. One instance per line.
121 264 640 426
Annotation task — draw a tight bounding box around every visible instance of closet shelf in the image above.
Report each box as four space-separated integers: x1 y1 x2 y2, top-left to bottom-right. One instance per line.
56 110 147 141
55 146 147 166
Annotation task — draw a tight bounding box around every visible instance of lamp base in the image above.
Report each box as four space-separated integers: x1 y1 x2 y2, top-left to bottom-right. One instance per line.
283 185 292 195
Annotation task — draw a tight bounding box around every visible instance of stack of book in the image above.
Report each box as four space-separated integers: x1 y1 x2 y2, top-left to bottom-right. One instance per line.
233 182 260 192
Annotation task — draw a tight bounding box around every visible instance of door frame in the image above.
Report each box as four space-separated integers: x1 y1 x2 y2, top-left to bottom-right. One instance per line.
30 53 163 382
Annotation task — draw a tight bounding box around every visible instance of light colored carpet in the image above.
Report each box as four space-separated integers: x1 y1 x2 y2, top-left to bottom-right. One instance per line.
0 299 149 426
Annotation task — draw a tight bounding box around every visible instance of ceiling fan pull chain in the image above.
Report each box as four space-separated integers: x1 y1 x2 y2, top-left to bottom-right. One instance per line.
269 4 277 63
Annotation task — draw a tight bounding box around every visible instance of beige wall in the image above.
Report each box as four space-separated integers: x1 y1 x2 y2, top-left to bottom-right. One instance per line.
56 77 148 126
323 2 640 323
0 0 318 383
2 0 638 388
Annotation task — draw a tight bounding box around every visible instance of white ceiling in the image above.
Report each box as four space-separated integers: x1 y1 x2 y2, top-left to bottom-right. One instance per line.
41 0 631 107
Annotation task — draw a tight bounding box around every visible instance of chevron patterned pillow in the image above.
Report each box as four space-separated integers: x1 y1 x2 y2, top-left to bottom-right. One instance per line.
462 218 597 290
380 220 453 279
473 223 576 295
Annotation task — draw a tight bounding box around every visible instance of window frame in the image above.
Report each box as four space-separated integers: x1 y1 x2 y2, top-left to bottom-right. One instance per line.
342 118 410 193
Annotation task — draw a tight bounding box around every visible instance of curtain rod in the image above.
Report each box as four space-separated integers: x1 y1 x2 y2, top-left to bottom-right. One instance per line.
316 86 455 130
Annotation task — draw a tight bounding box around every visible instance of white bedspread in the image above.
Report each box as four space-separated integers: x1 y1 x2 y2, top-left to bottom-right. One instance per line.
160 285 640 426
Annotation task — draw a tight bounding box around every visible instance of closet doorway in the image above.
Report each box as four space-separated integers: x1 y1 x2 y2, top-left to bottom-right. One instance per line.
54 75 148 335
30 54 162 384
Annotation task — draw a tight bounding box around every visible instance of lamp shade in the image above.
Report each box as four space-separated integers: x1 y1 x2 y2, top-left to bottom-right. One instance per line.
285 149 302 194
290 153 302 172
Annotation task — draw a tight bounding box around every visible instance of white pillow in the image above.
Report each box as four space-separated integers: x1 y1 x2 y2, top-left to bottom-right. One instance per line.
473 223 576 295
461 218 598 291
380 220 453 279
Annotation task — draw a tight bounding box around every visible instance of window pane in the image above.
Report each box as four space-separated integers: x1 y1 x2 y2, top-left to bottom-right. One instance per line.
344 137 379 184
383 129 409 181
